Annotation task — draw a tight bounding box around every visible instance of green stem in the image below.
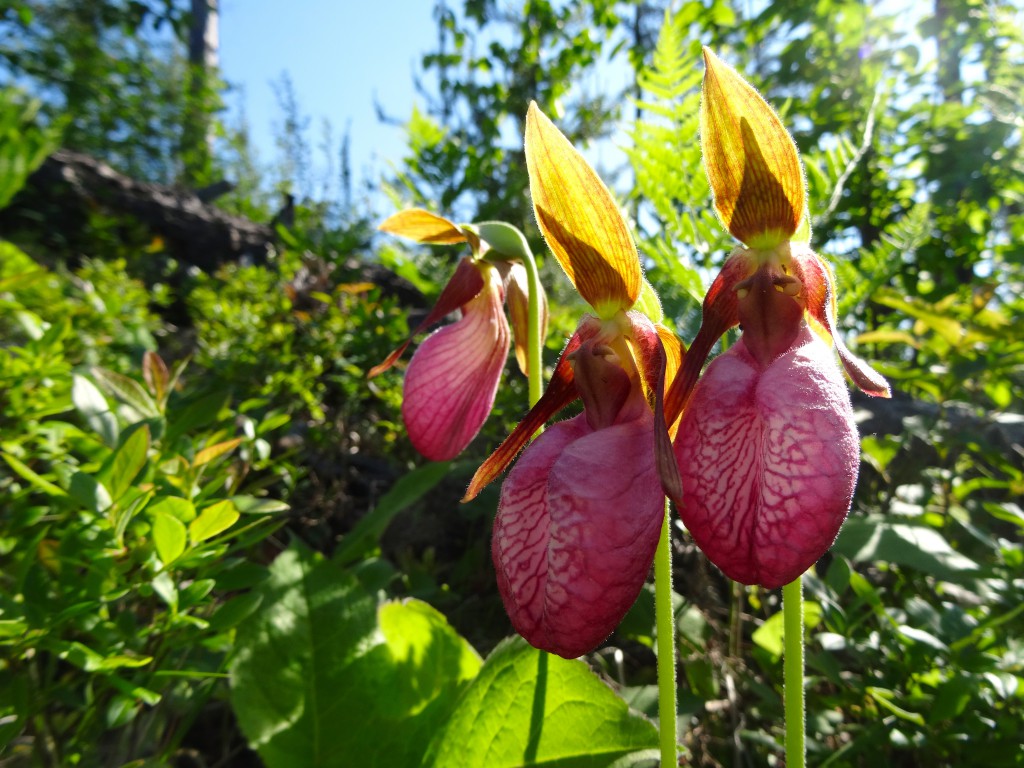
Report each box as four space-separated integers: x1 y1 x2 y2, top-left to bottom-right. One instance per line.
520 244 544 408
782 576 806 768
654 502 677 767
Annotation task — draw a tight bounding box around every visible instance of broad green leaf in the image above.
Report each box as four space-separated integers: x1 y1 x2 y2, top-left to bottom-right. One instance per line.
148 496 196 523
335 461 451 566
230 543 480 768
69 471 112 512
151 511 187 565
928 673 974 723
423 637 659 768
107 424 150 502
164 387 231 444
752 602 823 659
834 518 979 581
91 366 160 418
72 374 119 447
189 500 240 543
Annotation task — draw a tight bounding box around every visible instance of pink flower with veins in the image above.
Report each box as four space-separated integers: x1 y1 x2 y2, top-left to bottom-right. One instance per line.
464 104 682 658
665 49 891 588
370 210 543 462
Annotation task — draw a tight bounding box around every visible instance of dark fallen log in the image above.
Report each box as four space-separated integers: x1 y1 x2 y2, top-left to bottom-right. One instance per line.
26 148 275 270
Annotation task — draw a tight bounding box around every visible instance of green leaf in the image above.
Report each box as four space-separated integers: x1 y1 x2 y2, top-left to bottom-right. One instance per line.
69 471 113 513
928 673 974 723
334 461 452 566
229 543 480 768
72 374 119 447
189 499 240 543
91 366 159 418
752 602 823 659
231 496 290 515
107 424 150 502
164 387 231 444
423 637 659 768
151 511 187 565
0 452 67 498
148 496 196 523
866 686 925 726
833 518 979 581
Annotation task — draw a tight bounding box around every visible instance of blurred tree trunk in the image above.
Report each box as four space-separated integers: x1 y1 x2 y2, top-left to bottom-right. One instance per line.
183 0 219 185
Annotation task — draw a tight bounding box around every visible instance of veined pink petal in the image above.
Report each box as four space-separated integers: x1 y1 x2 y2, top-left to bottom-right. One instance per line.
675 325 859 588
402 266 510 461
492 405 664 658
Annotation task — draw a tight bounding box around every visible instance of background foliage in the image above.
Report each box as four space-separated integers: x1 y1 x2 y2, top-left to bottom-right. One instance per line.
1 1 1022 766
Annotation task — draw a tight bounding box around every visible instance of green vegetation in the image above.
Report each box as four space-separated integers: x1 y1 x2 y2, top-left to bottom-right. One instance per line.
1 1 1021 766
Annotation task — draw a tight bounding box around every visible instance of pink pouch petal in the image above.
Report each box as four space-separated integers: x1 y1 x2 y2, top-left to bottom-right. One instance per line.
675 326 859 588
492 407 664 658
402 268 510 461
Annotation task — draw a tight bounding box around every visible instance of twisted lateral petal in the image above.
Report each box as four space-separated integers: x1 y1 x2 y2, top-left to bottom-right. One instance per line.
626 311 683 503
675 326 859 588
501 260 548 376
701 48 805 249
664 252 749 424
368 257 485 378
525 102 640 315
401 266 510 461
492 408 665 658
797 248 892 398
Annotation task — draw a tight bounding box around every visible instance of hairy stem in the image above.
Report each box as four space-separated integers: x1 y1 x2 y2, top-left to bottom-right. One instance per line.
783 576 806 768
654 503 677 766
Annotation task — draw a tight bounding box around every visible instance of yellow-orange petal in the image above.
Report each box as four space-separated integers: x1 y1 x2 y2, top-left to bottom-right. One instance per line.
379 208 478 249
525 102 640 316
700 47 805 249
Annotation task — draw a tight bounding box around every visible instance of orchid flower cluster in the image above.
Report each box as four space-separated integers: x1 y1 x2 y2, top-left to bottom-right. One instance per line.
373 49 890 659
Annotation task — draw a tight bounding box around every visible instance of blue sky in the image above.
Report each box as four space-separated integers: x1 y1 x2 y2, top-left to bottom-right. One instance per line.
218 1 440 195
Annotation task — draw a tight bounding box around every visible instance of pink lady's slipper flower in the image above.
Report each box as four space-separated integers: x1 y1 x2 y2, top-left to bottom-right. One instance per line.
666 49 891 589
370 210 545 461
464 103 683 659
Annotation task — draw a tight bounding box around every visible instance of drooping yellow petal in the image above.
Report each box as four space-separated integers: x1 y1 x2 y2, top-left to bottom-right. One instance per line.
379 209 471 245
700 47 805 249
525 102 640 316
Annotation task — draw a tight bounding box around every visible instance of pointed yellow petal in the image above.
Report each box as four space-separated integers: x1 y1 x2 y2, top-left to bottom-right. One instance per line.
700 47 805 248
525 102 640 315
379 209 469 245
